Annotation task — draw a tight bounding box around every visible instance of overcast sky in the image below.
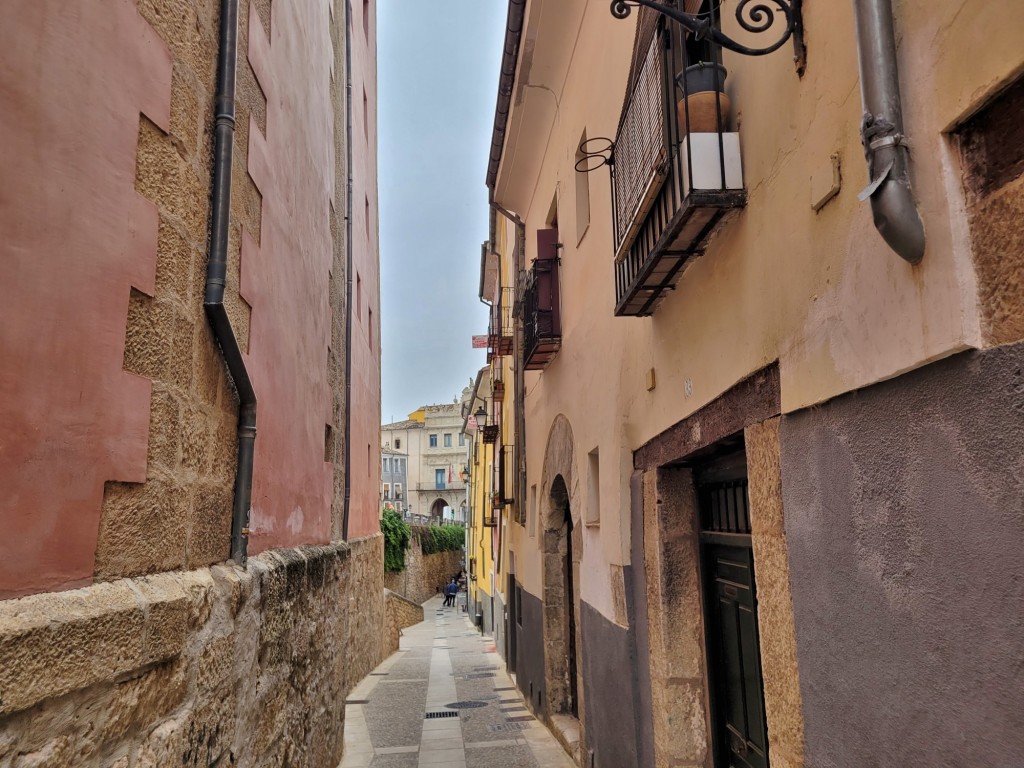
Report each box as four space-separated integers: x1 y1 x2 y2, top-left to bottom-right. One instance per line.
378 2 505 424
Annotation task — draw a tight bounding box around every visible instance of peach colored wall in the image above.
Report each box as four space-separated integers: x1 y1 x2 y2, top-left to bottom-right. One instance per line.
348 0 382 538
494 0 1024 623
0 0 171 597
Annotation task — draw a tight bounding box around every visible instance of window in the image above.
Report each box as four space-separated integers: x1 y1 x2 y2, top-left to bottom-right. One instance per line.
395 484 403 499
435 468 445 489
383 483 390 499
429 434 438 448
383 457 390 473
586 448 600 526
395 438 401 449
444 433 452 448
575 129 591 243
459 433 465 447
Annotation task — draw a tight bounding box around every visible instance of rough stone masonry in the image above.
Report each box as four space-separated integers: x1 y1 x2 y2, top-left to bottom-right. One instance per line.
0 537 384 768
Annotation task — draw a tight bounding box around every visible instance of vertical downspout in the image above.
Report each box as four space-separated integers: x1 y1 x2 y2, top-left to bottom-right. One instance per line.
489 199 527 531
342 0 355 540
853 0 926 263
206 0 256 566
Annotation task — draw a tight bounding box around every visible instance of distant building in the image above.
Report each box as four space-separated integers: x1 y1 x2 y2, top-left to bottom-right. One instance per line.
381 446 408 513
382 390 472 524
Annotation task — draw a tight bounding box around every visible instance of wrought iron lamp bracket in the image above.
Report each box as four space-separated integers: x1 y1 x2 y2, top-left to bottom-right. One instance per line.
610 0 804 64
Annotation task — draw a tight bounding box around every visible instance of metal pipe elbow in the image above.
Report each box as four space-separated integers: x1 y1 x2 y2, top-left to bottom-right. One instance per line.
868 159 925 264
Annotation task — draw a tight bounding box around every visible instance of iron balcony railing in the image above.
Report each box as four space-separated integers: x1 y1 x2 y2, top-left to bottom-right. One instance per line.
610 9 746 317
492 444 515 509
416 481 464 492
487 287 514 363
523 228 562 370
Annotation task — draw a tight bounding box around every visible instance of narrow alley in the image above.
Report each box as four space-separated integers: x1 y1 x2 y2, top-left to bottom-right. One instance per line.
341 597 575 768
5 0 1024 766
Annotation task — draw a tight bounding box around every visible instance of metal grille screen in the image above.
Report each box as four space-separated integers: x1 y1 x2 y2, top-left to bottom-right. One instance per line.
613 32 667 252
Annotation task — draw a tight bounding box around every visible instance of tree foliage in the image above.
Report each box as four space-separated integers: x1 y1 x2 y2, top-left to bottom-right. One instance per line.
414 524 466 555
381 508 411 572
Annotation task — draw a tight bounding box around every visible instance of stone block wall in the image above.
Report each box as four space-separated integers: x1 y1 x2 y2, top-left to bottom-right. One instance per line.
96 0 259 581
384 589 425 654
383 536 463 605
0 535 384 768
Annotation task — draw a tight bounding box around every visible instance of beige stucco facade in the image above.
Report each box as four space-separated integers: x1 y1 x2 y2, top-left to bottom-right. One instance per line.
486 0 1024 765
382 397 471 524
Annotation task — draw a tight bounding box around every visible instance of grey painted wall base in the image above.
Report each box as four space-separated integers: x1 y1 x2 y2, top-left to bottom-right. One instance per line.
782 342 1024 767
494 593 506 663
515 586 547 716
480 591 494 635
580 600 641 768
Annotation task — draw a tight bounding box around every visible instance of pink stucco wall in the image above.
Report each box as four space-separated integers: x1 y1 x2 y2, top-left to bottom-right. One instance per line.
347 0 383 539
0 0 171 598
243 0 380 549
242 0 335 551
0 0 380 595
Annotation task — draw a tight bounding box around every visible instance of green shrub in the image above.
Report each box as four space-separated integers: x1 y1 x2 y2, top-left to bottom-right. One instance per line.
413 524 466 555
381 508 411 572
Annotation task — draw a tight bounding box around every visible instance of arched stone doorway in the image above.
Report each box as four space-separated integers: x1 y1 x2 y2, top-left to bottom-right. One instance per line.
430 497 449 522
540 415 583 727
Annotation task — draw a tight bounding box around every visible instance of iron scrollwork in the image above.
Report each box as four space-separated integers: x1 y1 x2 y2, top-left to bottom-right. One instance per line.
610 0 800 57
575 137 614 173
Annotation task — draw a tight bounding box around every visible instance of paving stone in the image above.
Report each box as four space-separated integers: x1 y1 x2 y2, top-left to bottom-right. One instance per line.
340 596 574 768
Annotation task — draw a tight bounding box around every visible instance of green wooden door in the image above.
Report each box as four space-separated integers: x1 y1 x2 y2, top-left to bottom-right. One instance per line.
697 455 770 768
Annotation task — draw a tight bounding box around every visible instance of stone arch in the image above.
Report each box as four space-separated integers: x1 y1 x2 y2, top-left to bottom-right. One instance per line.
538 415 584 728
429 497 449 521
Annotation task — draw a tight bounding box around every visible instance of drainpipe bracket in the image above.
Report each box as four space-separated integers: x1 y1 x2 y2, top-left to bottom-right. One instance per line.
868 134 908 151
858 158 895 202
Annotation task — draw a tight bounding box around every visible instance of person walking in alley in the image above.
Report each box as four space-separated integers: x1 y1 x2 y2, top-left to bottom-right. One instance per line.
444 578 457 607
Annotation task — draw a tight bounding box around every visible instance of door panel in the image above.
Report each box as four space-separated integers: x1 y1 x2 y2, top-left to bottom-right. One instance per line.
698 455 770 768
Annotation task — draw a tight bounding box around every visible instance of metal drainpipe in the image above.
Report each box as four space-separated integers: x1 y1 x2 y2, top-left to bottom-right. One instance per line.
489 199 527 529
342 0 355 540
853 0 926 263
206 0 256 566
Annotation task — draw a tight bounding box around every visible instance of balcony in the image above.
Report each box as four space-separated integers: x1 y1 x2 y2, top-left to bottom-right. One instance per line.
487 286 514 363
523 228 562 370
481 425 499 444
610 14 745 317
492 444 515 508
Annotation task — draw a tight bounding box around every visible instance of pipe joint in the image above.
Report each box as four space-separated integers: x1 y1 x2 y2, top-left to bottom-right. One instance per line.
853 0 926 264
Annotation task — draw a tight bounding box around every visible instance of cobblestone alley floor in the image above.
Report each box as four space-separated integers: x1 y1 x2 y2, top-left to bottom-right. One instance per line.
339 596 576 768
